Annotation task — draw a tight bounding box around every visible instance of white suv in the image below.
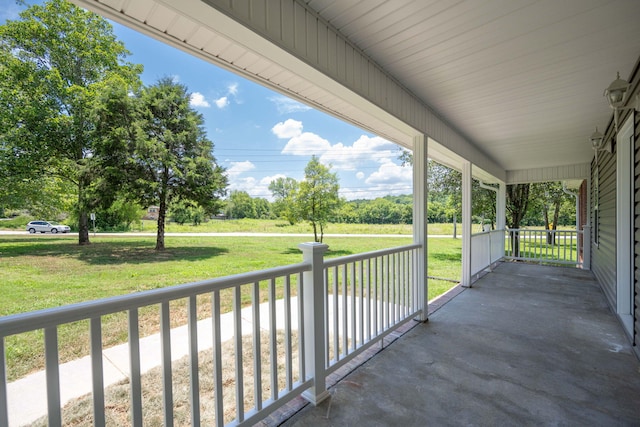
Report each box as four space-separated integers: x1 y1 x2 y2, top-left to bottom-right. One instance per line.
26 221 71 234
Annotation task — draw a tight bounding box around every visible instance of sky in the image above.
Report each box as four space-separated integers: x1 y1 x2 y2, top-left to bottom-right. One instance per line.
0 0 413 201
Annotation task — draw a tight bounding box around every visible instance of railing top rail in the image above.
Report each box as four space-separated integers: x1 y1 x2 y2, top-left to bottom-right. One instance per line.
470 228 505 238
323 243 421 268
507 228 582 234
0 262 310 337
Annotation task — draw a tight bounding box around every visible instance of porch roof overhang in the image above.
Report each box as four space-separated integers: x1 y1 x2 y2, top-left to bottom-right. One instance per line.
72 0 640 184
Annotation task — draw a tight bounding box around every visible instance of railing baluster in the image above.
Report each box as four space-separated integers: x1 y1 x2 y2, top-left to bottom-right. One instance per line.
188 296 201 427
0 338 7 427
350 261 356 351
233 286 244 422
333 266 339 362
160 302 174 427
358 260 364 347
128 309 143 427
341 264 348 357
44 327 61 427
269 278 278 401
324 268 330 367
298 272 306 380
90 317 105 427
252 282 262 411
366 258 372 342
212 290 224 427
283 275 293 391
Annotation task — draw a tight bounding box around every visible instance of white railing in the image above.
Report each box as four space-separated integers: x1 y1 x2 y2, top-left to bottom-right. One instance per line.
470 229 505 279
505 229 583 267
0 242 423 427
322 244 421 375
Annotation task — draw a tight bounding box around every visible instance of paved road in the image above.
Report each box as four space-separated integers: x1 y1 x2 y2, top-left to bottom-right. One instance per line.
0 231 455 238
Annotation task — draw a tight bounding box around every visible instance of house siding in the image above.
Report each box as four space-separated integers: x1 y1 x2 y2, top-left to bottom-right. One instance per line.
593 61 639 357
592 147 617 306
634 109 639 351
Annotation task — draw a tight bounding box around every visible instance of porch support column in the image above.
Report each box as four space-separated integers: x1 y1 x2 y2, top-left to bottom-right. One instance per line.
496 182 506 231
461 161 472 288
413 134 429 321
299 242 330 405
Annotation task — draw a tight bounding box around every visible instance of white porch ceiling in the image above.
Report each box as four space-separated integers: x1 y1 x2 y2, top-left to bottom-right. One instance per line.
73 0 640 180
308 0 640 172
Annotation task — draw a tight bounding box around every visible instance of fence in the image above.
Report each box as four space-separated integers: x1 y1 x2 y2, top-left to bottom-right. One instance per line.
0 242 423 427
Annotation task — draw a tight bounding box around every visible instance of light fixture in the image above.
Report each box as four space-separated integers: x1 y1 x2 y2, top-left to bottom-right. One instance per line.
589 127 605 151
604 71 639 132
589 127 610 165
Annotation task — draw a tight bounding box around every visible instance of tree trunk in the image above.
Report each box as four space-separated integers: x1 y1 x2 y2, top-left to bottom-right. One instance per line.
156 198 166 251
312 221 319 243
77 182 90 245
510 231 520 258
544 206 553 244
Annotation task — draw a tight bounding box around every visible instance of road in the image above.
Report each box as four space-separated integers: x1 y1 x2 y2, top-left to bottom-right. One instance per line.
0 231 457 238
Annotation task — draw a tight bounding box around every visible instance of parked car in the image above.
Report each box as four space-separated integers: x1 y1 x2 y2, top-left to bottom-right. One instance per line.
26 221 71 234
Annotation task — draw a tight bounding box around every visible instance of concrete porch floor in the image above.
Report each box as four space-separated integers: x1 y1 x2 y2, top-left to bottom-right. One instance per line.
283 262 640 426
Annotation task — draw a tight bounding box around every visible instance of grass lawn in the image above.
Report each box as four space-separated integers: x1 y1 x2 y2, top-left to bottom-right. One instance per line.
0 234 461 381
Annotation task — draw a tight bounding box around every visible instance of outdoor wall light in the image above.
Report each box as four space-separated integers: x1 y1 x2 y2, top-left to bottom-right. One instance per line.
604 71 638 132
589 127 611 154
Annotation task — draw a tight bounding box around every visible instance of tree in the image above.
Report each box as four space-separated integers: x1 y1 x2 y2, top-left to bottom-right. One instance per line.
297 156 341 243
506 183 531 256
102 77 227 250
226 190 256 219
269 176 299 224
0 0 141 244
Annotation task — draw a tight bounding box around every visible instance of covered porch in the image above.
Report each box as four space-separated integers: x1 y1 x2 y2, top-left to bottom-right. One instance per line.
281 262 640 426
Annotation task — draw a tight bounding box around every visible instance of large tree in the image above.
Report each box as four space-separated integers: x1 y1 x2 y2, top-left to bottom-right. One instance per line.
297 156 341 243
268 176 299 224
120 77 227 250
0 0 141 244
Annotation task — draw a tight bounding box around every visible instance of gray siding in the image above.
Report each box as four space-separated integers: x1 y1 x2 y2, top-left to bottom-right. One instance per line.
592 146 617 306
635 110 640 350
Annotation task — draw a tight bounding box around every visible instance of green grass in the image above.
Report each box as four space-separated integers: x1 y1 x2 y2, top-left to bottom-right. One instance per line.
0 234 461 381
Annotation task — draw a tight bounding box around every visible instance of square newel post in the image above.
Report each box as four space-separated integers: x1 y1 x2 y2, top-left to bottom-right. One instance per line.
298 242 330 405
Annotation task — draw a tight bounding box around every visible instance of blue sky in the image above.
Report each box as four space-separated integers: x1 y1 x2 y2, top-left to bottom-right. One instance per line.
1 0 413 201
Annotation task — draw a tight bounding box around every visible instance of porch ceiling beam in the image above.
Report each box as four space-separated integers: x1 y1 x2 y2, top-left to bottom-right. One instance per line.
506 163 590 185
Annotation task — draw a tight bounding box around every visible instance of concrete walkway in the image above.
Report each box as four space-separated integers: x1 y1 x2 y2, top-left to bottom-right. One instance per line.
7 298 302 426
284 263 640 426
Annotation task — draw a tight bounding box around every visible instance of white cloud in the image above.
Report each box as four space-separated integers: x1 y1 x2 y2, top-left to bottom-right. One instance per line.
282 132 332 155
269 96 312 114
189 92 210 108
319 135 398 171
228 83 238 96
356 171 365 180
171 75 180 83
363 161 413 197
272 119 303 139
215 96 229 109
225 161 255 178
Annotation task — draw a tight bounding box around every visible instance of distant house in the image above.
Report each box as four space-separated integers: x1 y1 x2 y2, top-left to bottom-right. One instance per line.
143 206 159 220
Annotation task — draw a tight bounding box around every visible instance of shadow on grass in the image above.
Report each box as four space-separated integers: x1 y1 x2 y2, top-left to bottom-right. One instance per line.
429 252 462 262
0 238 229 265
